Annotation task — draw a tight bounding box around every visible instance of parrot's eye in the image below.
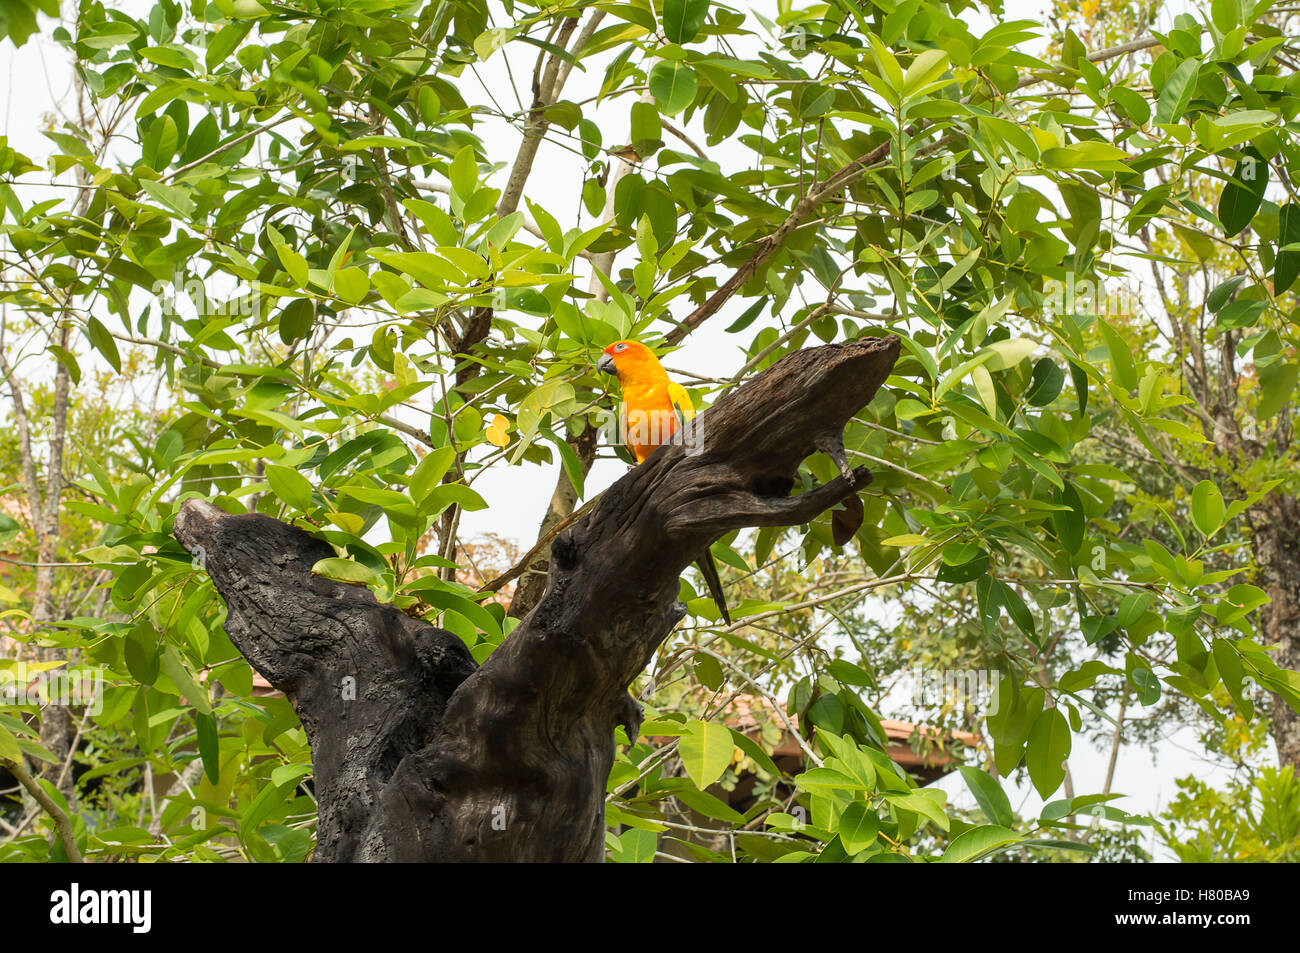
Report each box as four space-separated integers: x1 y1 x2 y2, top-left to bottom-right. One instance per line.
613 342 627 352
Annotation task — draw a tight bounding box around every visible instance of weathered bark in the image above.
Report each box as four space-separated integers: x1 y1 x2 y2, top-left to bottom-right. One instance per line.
1256 498 1300 770
173 338 900 861
507 422 598 620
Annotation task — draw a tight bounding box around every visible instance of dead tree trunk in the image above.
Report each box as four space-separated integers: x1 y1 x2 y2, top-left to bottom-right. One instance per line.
173 337 900 861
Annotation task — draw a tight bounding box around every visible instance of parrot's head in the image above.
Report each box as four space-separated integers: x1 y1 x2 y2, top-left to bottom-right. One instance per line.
597 340 662 383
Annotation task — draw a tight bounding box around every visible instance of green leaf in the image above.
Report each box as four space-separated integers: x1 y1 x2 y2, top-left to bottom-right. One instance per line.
836 801 880 855
1258 361 1298 420
1206 276 1246 313
1025 708 1070 799
1108 85 1150 126
939 825 1023 862
411 446 457 502
612 828 657 862
662 0 709 44
141 114 178 169
1020 837 1098 856
1216 298 1265 331
1129 667 1161 706
883 789 949 831
139 178 195 216
1052 482 1086 556
195 711 220 783
473 28 513 61
1069 360 1089 415
1212 638 1252 716
1218 148 1267 237
629 99 662 156
729 728 781 777
311 557 381 587
1216 583 1269 625
412 588 501 636
1211 0 1240 30
999 582 1036 640
47 345 81 385
972 363 996 417
84 317 122 373
1117 593 1149 628
333 267 369 305
648 61 698 116
278 298 314 343
124 621 160 685
902 48 949 99
425 483 488 512
159 646 212 716
1099 320 1137 392
678 720 734 788
958 765 1014 827
272 239 309 287
265 464 314 511
1154 58 1200 125
983 337 1037 371
449 145 478 201
1042 141 1130 172
1190 479 1224 537
671 784 744 823
206 22 251 70
1275 203 1300 293
693 654 723 690
1025 358 1065 406
828 658 874 688
796 766 873 793
271 763 312 789
239 778 289 841
806 693 845 734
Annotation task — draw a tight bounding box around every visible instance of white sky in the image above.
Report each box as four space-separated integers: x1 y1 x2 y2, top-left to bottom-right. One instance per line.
0 0 1258 858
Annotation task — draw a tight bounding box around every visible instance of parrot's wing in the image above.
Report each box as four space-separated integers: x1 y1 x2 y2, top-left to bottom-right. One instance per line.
667 381 698 451
668 380 696 449
667 381 696 420
612 399 638 465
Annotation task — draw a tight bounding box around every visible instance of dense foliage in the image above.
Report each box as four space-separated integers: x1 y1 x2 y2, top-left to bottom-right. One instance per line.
2 0 1299 862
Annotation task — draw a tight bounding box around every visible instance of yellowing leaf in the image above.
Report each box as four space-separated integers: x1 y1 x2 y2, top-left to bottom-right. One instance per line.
0 724 20 764
881 533 927 547
486 413 512 448
325 511 365 534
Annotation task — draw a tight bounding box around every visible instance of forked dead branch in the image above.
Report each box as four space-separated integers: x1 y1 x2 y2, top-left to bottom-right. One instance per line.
173 336 901 861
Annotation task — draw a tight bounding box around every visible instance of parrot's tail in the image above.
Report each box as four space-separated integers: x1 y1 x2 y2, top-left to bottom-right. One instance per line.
696 549 732 626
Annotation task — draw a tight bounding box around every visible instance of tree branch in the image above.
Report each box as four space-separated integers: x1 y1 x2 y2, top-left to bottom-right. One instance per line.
6 758 84 863
175 336 901 861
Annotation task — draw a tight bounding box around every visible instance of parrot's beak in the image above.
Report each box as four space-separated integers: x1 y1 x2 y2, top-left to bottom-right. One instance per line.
597 353 616 375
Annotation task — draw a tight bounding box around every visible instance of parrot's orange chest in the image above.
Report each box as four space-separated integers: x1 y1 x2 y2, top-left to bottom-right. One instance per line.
621 380 678 463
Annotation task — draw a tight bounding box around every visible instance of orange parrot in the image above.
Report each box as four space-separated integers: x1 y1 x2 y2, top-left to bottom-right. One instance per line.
597 339 732 625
